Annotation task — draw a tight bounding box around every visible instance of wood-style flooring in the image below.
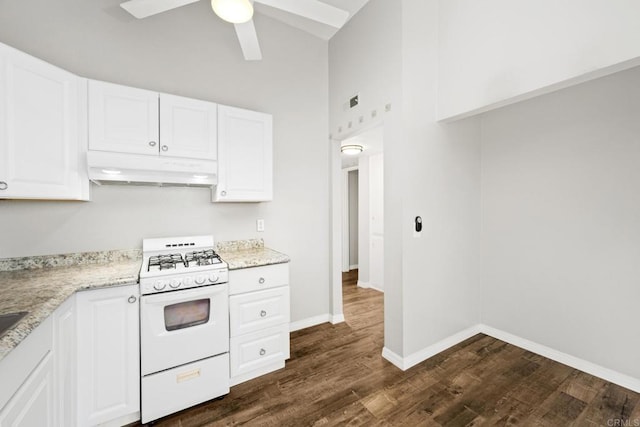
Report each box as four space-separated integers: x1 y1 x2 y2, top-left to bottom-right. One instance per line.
141 270 640 426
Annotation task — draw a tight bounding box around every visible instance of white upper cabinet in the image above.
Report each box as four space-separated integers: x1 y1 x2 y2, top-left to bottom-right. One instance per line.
89 80 217 160
214 105 273 202
88 80 159 156
160 93 217 160
0 43 89 200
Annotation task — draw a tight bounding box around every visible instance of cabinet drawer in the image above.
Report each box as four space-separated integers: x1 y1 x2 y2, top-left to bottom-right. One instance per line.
141 353 229 424
230 286 289 337
230 324 289 378
228 263 289 295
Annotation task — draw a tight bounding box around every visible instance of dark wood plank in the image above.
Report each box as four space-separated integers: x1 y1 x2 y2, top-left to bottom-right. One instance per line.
130 269 640 426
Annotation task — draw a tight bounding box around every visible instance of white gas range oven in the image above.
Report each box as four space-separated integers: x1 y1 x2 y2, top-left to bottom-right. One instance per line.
139 236 229 424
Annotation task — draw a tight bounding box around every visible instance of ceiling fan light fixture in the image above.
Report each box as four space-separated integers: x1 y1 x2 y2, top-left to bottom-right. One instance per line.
211 0 254 24
341 144 364 156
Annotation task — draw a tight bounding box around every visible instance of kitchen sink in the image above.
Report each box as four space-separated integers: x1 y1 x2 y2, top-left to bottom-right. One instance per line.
0 312 28 337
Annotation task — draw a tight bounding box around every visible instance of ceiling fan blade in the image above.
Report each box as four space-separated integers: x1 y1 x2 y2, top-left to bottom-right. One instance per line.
254 0 349 28
120 0 200 19
234 20 263 61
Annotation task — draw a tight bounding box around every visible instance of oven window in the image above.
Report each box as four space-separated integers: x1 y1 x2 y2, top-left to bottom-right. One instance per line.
164 299 210 331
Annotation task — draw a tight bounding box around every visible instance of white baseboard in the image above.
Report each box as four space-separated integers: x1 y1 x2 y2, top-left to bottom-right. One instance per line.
331 313 345 324
290 314 330 332
357 280 369 288
369 284 384 293
382 325 482 371
349 264 359 270
478 324 640 393
381 323 640 393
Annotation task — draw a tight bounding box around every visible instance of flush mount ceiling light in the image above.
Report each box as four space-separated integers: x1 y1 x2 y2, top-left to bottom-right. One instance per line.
211 0 254 24
341 144 363 155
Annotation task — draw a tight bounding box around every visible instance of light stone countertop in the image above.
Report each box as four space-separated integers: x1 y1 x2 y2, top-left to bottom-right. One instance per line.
217 239 290 270
0 252 141 362
0 239 289 363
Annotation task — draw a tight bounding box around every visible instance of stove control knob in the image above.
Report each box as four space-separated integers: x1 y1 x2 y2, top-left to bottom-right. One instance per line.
154 280 167 291
195 275 206 285
209 274 219 283
183 277 193 286
169 279 182 289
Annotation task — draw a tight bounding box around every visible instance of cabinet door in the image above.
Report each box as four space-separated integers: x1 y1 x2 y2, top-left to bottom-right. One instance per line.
88 80 159 155
0 352 55 427
0 43 89 200
53 296 76 427
159 93 217 160
214 105 272 202
76 285 140 426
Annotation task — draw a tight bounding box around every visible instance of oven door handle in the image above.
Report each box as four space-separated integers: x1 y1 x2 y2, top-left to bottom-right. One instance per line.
142 284 228 305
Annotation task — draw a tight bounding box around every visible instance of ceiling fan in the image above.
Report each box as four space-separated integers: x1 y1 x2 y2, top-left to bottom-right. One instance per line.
119 0 350 61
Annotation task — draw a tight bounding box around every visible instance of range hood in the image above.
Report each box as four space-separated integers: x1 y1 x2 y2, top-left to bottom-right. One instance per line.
87 151 217 187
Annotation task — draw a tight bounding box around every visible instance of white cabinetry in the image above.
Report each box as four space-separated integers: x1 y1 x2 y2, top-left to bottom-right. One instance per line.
0 317 54 427
160 93 217 160
0 42 89 200
76 285 140 427
229 263 289 385
53 297 76 427
0 353 54 427
214 105 272 202
88 81 159 156
88 80 217 160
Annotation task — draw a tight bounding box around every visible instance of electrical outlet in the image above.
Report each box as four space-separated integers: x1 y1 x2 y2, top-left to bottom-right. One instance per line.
256 219 265 232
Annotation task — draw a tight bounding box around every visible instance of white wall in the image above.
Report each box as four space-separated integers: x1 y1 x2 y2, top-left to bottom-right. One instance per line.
399 0 481 357
438 0 640 121
0 0 330 323
481 66 640 380
368 153 384 291
357 156 370 285
348 170 358 267
330 0 482 359
330 0 404 353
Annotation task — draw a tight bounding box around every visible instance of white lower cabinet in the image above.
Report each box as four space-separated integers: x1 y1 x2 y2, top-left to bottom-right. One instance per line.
229 263 290 386
0 352 55 427
53 297 76 427
76 285 140 427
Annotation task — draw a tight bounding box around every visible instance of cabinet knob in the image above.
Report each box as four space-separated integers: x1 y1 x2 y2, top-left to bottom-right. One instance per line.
259 348 266 356
260 310 267 317
220 191 227 197
149 141 157 147
0 181 7 191
128 295 137 304
161 145 169 152
258 277 265 284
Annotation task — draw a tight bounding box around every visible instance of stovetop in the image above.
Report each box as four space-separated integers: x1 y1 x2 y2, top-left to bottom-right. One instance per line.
139 235 228 294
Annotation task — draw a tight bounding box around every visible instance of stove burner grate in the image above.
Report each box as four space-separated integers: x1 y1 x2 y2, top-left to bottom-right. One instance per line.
148 254 186 272
185 249 221 267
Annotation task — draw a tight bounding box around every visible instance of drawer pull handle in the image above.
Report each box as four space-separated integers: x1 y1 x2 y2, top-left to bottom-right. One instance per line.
260 310 267 317
259 348 266 356
149 141 157 147
0 181 7 190
258 277 265 284
128 295 137 304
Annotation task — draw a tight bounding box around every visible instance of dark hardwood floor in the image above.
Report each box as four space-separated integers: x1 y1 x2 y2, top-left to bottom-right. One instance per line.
143 269 640 426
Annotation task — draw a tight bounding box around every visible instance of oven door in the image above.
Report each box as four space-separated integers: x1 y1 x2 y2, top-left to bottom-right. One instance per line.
141 283 229 376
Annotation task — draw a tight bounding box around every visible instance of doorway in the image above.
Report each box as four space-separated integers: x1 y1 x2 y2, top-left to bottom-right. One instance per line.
332 124 384 322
